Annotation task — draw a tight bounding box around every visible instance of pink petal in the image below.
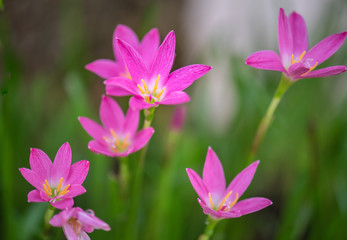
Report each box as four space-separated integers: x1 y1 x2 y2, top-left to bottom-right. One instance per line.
278 8 293 66
202 147 226 196
19 168 44 190
113 24 139 61
300 65 347 79
186 168 209 201
159 91 190 105
116 39 149 84
67 160 89 185
79 231 91 240
287 62 310 80
27 190 46 202
165 64 212 92
100 95 124 132
232 197 272 215
225 160 259 199
123 108 140 138
245 50 286 72
78 117 107 142
197 198 242 219
52 198 74 210
51 142 71 184
88 140 115 157
129 97 156 111
29 148 52 180
150 31 176 81
63 185 86 198
304 32 347 65
104 77 139 96
77 211 111 231
62 223 78 240
132 127 155 153
50 208 75 226
289 11 308 57
140 28 160 67
85 59 122 79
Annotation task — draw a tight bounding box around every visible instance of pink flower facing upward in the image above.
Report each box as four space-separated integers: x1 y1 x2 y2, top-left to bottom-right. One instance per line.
104 31 212 110
78 95 154 157
19 143 89 210
86 24 160 80
246 8 347 81
186 147 272 219
50 207 110 240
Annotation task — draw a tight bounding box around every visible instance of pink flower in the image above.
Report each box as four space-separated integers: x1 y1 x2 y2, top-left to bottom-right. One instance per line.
19 143 89 210
50 207 110 240
186 147 272 219
245 8 347 81
104 31 212 110
85 24 160 80
78 95 154 157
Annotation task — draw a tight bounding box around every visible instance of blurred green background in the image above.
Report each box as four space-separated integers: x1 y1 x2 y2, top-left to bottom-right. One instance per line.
1 0 347 239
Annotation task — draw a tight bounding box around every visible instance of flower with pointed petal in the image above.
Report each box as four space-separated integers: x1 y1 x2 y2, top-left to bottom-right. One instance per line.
79 95 154 157
86 24 160 82
186 147 272 219
50 207 110 240
104 31 212 110
19 143 89 210
245 8 347 81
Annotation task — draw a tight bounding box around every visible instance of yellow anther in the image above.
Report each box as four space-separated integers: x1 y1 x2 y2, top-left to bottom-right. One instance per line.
228 192 239 209
110 128 117 140
137 84 145 94
217 191 232 211
290 54 294 65
301 61 318 76
208 192 214 209
299 51 306 60
153 75 161 94
156 88 165 99
141 79 150 95
56 177 63 192
58 184 70 196
43 184 50 197
44 179 52 196
103 136 111 142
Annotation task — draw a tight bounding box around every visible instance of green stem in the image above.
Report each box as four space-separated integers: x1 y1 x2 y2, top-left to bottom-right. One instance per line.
125 107 155 240
43 205 55 240
246 74 293 166
119 156 129 198
198 216 219 240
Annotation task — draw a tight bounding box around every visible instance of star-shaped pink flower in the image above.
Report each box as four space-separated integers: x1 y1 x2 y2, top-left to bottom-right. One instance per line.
104 31 212 110
246 8 347 81
186 147 272 219
19 143 89 210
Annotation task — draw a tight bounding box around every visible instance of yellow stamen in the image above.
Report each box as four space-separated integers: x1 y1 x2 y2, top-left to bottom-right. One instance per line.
299 51 306 60
56 177 63 192
156 87 165 99
228 192 239 209
208 192 214 209
58 184 70 196
110 129 122 147
137 84 145 94
153 74 161 94
103 136 111 142
217 191 232 211
45 179 52 195
43 184 50 197
110 128 117 139
290 54 294 65
141 79 150 95
301 61 318 76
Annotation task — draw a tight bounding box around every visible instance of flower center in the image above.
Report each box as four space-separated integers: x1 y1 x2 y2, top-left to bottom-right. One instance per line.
137 74 165 104
103 128 130 153
43 177 70 201
69 217 82 234
290 51 318 76
208 191 239 212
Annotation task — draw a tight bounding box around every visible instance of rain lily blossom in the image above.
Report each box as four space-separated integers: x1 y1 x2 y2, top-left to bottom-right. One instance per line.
19 143 89 210
245 8 347 81
104 31 212 110
86 24 160 80
50 207 110 240
186 147 272 219
78 95 154 157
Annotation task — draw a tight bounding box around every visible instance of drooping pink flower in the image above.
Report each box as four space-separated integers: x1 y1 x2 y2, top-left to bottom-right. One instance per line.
104 31 212 110
245 8 347 81
86 24 160 80
78 95 154 157
186 147 272 219
19 143 89 210
50 207 110 240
